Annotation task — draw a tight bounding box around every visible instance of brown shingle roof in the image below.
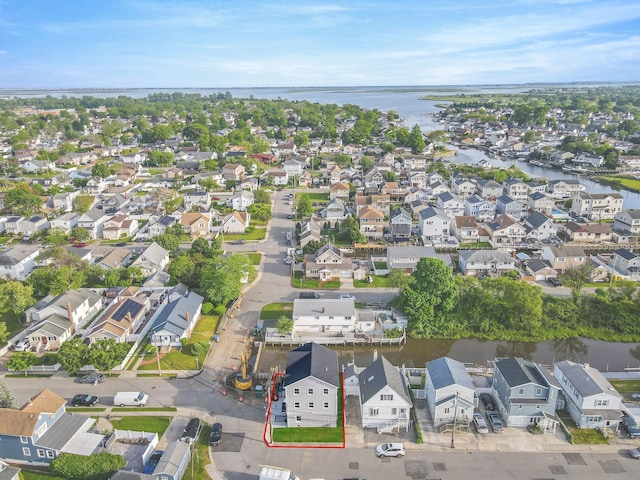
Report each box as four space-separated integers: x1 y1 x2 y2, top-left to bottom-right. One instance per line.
21 389 66 414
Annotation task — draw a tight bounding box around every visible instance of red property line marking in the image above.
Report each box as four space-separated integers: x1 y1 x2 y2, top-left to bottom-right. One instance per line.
263 372 346 449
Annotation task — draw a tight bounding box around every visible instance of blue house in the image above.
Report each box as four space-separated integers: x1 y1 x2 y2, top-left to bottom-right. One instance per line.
0 389 103 465
492 358 561 432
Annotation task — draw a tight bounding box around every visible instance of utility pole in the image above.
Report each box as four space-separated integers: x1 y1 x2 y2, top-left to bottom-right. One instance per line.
451 391 459 449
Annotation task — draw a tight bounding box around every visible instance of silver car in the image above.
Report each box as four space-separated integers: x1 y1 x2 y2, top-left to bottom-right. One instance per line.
375 443 405 458
473 412 489 434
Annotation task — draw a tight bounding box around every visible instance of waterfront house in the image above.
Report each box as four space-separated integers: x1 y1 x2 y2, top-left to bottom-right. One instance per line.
553 360 623 430
492 357 561 432
611 249 640 280
496 195 527 221
464 195 496 222
546 179 584 198
502 178 529 202
563 222 613 243
541 245 586 273
458 249 517 277
358 354 412 432
524 212 558 241
528 192 556 214
418 206 451 242
424 357 475 425
475 179 503 199
570 192 624 221
486 214 526 245
436 191 464 218
613 209 640 235
291 298 356 335
451 216 480 244
283 342 339 428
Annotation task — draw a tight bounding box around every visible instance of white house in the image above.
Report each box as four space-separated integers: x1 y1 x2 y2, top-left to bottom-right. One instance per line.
0 246 40 281
418 206 451 242
291 298 356 334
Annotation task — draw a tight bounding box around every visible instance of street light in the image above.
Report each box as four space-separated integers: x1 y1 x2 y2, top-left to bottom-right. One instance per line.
451 391 459 449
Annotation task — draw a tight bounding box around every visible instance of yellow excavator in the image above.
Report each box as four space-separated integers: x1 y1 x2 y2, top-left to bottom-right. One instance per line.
234 351 253 391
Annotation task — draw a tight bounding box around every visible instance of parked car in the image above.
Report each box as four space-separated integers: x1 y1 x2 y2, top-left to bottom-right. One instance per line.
630 447 640 459
284 257 292 265
143 450 163 474
375 442 405 458
209 422 222 446
181 418 201 444
78 373 106 384
473 412 489 434
13 338 30 351
548 277 562 287
287 214 293 219
299 292 319 299
338 294 356 300
487 412 504 433
71 394 98 407
621 415 640 438
115 241 128 247
231 239 245 245
479 393 497 411
72 242 87 248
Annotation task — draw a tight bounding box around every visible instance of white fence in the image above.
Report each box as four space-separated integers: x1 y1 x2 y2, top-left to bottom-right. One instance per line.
7 363 62 373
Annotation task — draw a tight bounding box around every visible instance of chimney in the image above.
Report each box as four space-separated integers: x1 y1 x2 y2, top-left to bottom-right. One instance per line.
66 303 74 324
186 311 191 323
373 349 378 362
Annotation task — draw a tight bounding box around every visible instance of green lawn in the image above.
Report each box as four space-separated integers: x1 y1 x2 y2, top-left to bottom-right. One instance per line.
109 416 171 437
112 407 177 412
610 380 640 392
297 192 329 203
595 175 640 191
137 315 219 371
245 253 262 265
374 262 387 269
293 271 320 289
224 227 267 241
19 471 67 480
354 275 391 288
260 303 293 320
557 410 609 445
184 423 212 479
66 407 107 413
0 306 24 347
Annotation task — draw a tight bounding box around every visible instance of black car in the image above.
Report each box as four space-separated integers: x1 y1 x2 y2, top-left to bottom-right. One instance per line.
299 292 320 299
77 373 106 384
548 277 562 287
231 239 245 245
181 418 201 444
115 241 128 247
479 393 497 411
71 394 98 407
621 415 640 438
209 422 222 446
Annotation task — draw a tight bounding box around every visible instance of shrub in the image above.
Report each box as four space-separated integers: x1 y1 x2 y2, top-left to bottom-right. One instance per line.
191 341 209 355
202 302 214 314
50 452 126 480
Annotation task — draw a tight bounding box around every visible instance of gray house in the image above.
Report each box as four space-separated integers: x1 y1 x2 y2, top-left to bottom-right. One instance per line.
148 291 204 348
424 357 475 425
492 357 561 432
283 343 339 428
496 194 527 220
153 441 190 480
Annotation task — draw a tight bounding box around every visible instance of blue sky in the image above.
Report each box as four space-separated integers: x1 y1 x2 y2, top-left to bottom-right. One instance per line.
1 0 639 88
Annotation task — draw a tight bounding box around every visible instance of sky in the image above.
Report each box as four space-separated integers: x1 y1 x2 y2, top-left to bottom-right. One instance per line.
1 0 639 88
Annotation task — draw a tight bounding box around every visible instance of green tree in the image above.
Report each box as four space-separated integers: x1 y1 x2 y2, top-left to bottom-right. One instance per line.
71 227 91 243
340 216 363 244
153 234 180 253
0 281 35 317
45 227 70 246
398 258 458 337
0 381 17 408
253 189 271 204
190 237 212 257
276 315 294 335
7 351 37 376
73 195 94 214
561 263 595 302
88 339 129 372
388 269 412 290
147 150 175 167
4 185 42 216
168 254 196 287
0 322 7 344
91 163 111 179
296 195 313 218
408 124 426 154
59 338 90 375
200 255 253 306
50 452 126 480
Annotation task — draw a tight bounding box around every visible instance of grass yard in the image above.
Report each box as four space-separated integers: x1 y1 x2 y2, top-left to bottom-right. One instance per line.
354 275 391 288
66 407 107 413
184 423 212 479
110 416 171 437
137 315 219 371
112 407 177 412
224 227 267 241
297 192 329 203
293 271 320 289
19 471 67 480
595 175 640 192
0 306 24 347
610 380 640 392
557 410 609 445
260 302 293 320
245 253 262 265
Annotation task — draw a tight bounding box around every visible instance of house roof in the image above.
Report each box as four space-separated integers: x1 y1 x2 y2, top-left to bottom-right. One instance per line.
419 206 448 221
150 291 203 337
526 211 550 229
21 389 66 414
136 242 169 265
555 360 621 398
285 342 339 387
425 356 474 391
358 355 410 405
358 205 384 219
0 410 39 436
547 245 586 258
459 249 515 264
494 357 559 389
293 298 355 318
35 413 95 451
615 248 638 260
0 245 39 266
526 259 554 273
454 216 478 228
155 441 190 477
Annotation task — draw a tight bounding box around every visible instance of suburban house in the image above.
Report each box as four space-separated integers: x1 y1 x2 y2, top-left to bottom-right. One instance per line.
611 249 640 280
452 177 476 199
222 163 246 181
130 242 170 278
49 212 78 233
613 209 640 235
19 216 49 237
283 342 339 427
546 179 584 198
51 192 77 213
358 205 385 240
418 206 451 242
475 178 503 199
553 360 623 430
424 356 476 425
0 389 103 464
3 216 24 235
102 214 138 240
221 211 250 234
148 291 204 348
147 215 177 238
389 208 412 242
386 246 452 273
436 191 464 218
183 191 211 211
524 259 558 282
528 192 556 214
563 222 613 243
0 245 40 281
77 208 108 239
85 296 150 344
329 182 350 200
321 198 348 223
25 289 103 332
291 298 357 335
541 245 587 273
458 249 517 277
524 211 558 241
451 216 480 244
96 247 132 270
358 354 412 432
304 243 352 281
486 214 526 245
464 195 496 222
491 357 561 432
503 178 530 202
180 212 211 238
152 441 191 480
226 190 254 211
570 192 624 221
496 195 527 221
282 158 305 176
266 168 289 186
355 193 391 217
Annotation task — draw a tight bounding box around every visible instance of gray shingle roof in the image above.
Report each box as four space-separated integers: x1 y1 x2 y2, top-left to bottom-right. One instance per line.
425 356 474 391
285 342 339 387
359 356 410 404
150 291 203 336
35 413 94 450
555 360 621 398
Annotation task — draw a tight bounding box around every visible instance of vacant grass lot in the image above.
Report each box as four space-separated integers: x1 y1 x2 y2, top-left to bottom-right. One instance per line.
297 192 329 203
224 227 267 241
260 303 293 320
0 306 24 347
245 253 262 265
354 275 391 288
110 416 171 437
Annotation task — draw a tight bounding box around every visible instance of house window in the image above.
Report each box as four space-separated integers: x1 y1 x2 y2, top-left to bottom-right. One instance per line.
369 408 379 416
324 402 329 409
37 449 45 458
518 404 523 409
536 405 541 410
323 388 329 395
22 447 31 456
535 388 542 396
518 388 524 395
595 399 609 407
308 388 314 395
20 436 29 444
444 407 450 414
308 402 314 409
391 408 397 415
296 416 301 423
380 394 393 401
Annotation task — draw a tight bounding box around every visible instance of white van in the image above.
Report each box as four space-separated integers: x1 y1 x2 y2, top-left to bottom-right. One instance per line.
114 391 149 407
